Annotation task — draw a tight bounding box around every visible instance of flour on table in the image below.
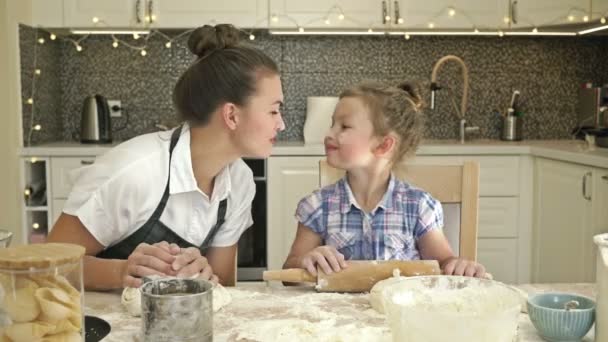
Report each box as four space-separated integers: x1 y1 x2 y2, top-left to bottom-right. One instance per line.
121 283 231 317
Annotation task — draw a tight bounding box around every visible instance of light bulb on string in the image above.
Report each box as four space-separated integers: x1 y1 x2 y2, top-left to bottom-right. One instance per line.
24 189 31 196
112 40 119 48
602 17 607 24
298 27 304 33
474 28 480 34
151 14 157 21
503 16 510 24
92 17 99 24
249 34 255 41
448 8 456 17
30 157 38 163
33 124 42 131
76 44 83 52
38 38 45 44
404 33 410 40
397 17 404 24
368 28 373 33
50 33 56 40
325 18 331 25
567 15 575 22
165 41 172 48
32 223 40 229
140 49 147 56
532 27 538 33
271 14 279 22
338 13 345 20
428 22 435 29
133 33 140 40
27 98 33 105
385 15 391 21
583 15 589 22
498 30 504 37
35 69 41 75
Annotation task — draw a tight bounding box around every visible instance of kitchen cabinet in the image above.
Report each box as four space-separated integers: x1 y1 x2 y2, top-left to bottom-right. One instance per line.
269 0 389 29
152 0 268 28
267 155 530 284
267 156 324 270
63 0 141 28
532 158 608 283
510 0 594 28
399 0 508 30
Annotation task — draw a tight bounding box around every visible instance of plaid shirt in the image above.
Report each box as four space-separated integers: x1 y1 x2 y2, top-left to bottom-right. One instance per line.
295 175 443 260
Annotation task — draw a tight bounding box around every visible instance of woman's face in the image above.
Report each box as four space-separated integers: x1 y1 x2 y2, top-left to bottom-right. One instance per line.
234 74 285 158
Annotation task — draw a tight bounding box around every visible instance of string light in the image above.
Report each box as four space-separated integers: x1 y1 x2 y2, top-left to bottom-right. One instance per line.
404 33 410 40
112 40 119 48
474 28 480 34
151 14 157 21
532 27 538 33
165 41 172 48
325 18 331 25
338 13 345 20
498 30 504 37
27 98 33 104
503 16 510 24
298 27 304 33
32 223 40 229
133 33 140 40
368 28 373 33
583 15 589 22
34 69 41 75
24 189 31 196
249 34 255 41
568 15 575 21
140 49 147 56
30 157 38 163
37 38 44 44
428 22 435 29
49 33 56 40
76 44 83 52
145 15 151 23
385 15 391 21
448 8 456 17
271 14 279 22
33 124 41 130
602 17 607 24
92 17 99 24
397 17 404 24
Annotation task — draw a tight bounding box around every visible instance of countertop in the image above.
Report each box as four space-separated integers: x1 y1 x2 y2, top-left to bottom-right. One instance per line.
84 282 596 342
19 139 608 169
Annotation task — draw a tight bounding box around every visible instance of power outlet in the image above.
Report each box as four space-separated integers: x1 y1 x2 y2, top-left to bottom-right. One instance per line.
108 100 122 117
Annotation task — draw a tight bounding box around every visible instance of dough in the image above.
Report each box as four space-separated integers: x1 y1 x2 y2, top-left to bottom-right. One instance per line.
35 288 76 322
369 276 408 314
122 283 232 317
41 331 81 342
2 280 41 322
4 321 55 341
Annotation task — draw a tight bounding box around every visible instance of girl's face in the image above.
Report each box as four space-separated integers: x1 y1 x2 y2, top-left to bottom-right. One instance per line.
324 96 380 169
234 74 285 158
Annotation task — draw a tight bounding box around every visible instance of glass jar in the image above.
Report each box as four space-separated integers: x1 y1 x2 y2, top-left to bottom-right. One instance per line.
0 243 85 342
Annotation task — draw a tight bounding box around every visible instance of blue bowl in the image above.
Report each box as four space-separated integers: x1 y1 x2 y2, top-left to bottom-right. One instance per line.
527 292 595 341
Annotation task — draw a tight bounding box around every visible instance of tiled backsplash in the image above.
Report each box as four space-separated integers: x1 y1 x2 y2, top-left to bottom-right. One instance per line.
20 25 608 145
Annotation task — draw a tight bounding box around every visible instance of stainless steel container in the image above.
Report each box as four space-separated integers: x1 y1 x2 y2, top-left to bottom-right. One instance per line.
141 278 213 342
501 116 523 141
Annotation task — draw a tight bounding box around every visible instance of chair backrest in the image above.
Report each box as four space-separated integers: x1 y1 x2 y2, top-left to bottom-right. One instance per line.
319 160 480 261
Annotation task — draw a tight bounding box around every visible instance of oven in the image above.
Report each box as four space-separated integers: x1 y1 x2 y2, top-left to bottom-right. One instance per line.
237 158 267 281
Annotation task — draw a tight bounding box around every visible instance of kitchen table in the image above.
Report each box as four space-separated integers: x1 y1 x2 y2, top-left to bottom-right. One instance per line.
84 282 596 341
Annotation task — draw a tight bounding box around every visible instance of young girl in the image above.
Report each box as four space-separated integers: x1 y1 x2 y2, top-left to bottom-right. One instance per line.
283 81 486 278
49 24 285 289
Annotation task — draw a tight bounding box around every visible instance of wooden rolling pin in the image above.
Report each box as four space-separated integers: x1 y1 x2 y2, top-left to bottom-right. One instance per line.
263 260 441 293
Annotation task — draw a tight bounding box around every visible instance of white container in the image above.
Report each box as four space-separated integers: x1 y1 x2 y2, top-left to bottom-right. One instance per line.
303 96 339 144
594 233 608 342
385 276 521 342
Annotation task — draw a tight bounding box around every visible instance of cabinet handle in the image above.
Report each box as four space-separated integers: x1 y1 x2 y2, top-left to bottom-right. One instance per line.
394 1 401 24
510 0 518 25
80 160 94 165
135 0 142 24
382 1 388 24
147 0 154 24
582 172 592 200
603 175 608 181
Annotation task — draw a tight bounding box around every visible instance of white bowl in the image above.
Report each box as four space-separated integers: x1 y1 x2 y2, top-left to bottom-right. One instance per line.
384 275 521 342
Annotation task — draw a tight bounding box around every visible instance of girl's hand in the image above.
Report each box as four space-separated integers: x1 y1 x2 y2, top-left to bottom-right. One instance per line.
298 246 348 276
441 257 486 278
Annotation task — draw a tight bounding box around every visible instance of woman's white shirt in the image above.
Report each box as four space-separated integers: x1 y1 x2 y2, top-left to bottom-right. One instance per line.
63 127 255 248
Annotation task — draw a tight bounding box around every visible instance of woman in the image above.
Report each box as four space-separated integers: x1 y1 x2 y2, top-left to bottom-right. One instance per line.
48 24 285 290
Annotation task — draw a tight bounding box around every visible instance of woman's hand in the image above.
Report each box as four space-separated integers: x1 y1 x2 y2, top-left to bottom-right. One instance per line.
171 247 219 284
441 257 486 278
298 245 348 276
122 242 179 288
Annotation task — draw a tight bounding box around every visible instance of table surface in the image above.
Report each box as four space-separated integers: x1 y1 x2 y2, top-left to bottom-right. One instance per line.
84 282 597 342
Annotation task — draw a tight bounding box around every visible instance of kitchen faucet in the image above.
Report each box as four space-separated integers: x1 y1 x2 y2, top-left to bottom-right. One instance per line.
430 55 478 143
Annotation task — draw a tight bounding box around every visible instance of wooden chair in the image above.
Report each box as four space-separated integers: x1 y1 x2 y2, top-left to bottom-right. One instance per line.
319 160 480 261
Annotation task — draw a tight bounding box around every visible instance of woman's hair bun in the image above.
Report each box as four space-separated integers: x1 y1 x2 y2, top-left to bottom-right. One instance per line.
396 81 424 109
187 24 241 59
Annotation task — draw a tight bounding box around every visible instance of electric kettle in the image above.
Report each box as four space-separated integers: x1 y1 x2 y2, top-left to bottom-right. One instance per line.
81 94 112 144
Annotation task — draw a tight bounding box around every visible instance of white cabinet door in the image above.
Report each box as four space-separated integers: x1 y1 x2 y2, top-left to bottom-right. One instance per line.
512 0 587 28
533 158 594 283
398 0 507 29
153 0 268 28
269 0 386 29
591 167 608 278
478 197 519 238
477 238 518 283
64 0 139 27
267 156 323 270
